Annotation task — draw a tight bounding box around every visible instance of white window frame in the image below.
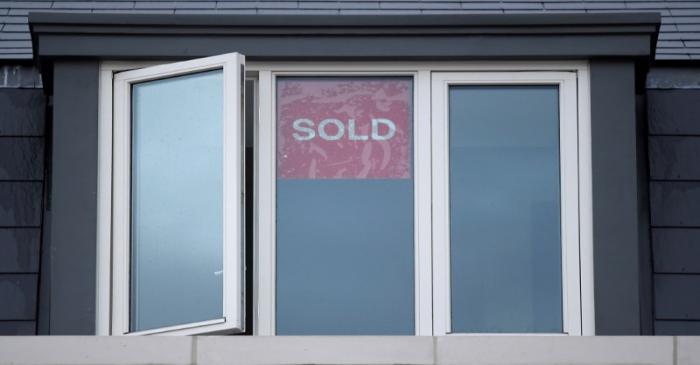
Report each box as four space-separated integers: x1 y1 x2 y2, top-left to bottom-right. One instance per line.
97 60 593 337
107 53 246 335
252 62 593 336
255 69 434 336
431 71 582 336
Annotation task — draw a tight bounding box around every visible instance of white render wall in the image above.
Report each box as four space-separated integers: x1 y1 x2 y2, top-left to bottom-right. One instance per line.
0 336 698 365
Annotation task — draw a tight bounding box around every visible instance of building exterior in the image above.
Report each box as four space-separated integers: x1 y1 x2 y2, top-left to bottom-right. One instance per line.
1 1 700 362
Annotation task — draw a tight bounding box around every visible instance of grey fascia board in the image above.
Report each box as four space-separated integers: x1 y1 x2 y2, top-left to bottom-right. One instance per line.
28 12 661 62
27 13 661 40
33 33 655 59
27 12 661 29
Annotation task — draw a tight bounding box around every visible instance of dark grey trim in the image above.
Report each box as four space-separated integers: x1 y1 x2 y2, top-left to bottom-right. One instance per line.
590 60 644 335
28 12 662 28
636 93 654 336
47 60 99 334
34 34 656 60
29 13 660 61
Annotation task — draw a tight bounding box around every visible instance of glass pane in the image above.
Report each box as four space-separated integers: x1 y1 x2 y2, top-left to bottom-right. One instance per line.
130 70 224 332
276 77 414 335
449 85 562 333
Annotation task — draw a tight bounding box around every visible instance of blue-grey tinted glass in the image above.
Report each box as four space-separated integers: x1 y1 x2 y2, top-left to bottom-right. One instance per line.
130 70 224 332
449 85 562 333
275 77 414 335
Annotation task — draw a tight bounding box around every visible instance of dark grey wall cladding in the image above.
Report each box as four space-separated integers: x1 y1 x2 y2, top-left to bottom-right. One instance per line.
0 138 44 180
655 320 700 335
0 89 45 136
0 321 35 335
648 70 700 335
0 64 45 335
650 137 700 180
0 182 42 226
655 275 700 320
650 182 700 226
0 275 37 320
648 89 700 135
0 229 40 273
654 229 700 274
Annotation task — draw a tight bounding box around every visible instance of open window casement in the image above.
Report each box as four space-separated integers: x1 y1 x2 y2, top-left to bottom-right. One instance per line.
111 53 245 335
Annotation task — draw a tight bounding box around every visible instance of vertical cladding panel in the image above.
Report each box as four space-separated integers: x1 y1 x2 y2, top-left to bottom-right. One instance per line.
0 321 35 335
0 137 44 180
0 228 40 273
655 274 700 320
655 320 700 335
0 89 45 136
650 181 700 227
653 228 700 274
36 212 50 335
649 136 700 180
48 61 99 334
590 60 641 335
648 89 700 135
0 182 42 226
0 274 38 320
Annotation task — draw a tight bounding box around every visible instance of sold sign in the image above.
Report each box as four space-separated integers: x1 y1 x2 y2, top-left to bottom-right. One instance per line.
277 78 412 179
291 118 397 141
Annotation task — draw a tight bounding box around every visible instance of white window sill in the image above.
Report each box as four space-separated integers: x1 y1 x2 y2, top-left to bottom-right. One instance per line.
0 335 689 365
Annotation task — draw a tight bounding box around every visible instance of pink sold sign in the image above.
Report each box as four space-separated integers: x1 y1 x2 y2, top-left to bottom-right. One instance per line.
277 78 412 179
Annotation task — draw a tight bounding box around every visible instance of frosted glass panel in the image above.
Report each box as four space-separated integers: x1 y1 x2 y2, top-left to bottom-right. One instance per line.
130 70 224 332
448 85 563 333
275 77 415 335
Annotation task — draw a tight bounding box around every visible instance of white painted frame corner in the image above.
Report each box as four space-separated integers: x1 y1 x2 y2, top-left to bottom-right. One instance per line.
110 52 246 335
430 70 588 336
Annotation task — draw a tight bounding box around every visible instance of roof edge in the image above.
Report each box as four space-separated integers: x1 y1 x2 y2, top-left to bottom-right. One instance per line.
28 12 661 28
28 11 661 76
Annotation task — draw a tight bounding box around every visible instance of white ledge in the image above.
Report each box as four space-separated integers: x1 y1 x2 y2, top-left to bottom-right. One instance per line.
0 336 696 365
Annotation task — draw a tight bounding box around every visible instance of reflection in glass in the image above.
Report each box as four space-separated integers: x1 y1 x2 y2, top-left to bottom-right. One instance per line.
449 85 563 333
130 70 224 332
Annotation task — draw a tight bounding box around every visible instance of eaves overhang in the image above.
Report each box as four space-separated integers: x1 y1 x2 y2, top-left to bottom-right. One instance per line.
29 13 660 60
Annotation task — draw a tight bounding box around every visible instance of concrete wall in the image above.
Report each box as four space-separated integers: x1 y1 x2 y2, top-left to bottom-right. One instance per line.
0 336 697 365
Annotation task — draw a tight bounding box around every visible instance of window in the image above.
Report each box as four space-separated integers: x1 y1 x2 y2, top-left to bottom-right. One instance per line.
100 60 593 336
109 53 245 335
431 72 582 335
274 76 415 335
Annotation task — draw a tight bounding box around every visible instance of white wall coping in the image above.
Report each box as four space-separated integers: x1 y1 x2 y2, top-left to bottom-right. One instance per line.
0 336 697 365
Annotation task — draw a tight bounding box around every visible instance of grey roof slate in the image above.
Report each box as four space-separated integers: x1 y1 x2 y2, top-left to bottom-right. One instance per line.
0 0 695 60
